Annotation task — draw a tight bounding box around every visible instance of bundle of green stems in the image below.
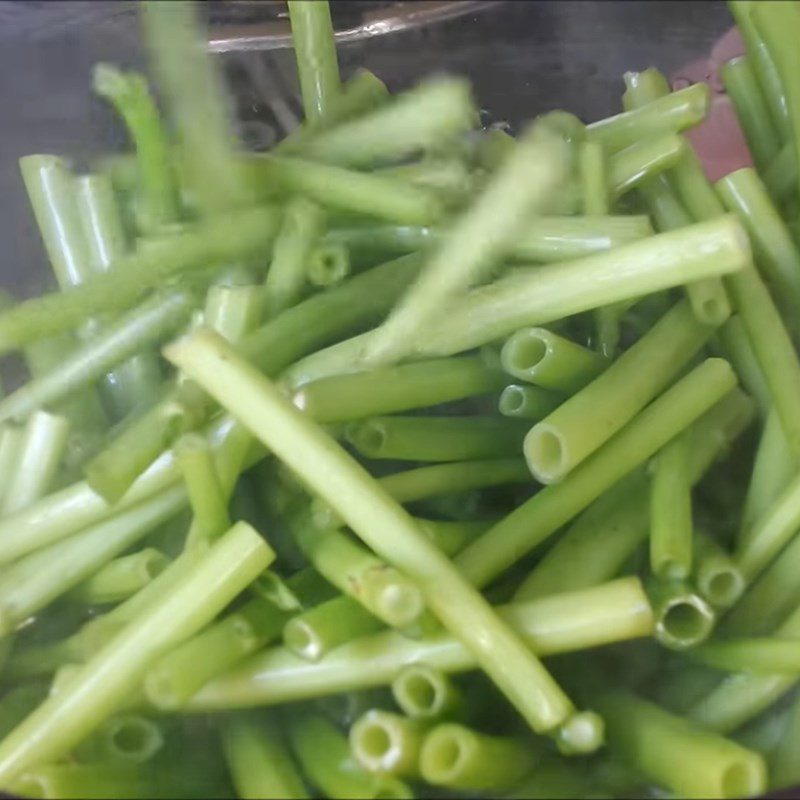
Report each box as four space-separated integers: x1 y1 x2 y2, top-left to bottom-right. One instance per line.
4 0 800 798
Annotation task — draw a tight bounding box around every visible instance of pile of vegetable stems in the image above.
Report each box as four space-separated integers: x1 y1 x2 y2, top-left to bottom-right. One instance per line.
2 0 800 797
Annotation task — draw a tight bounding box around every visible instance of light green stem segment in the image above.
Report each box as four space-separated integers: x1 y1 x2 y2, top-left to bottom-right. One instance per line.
716 315 771 417
717 168 800 320
420 722 542 792
143 596 290 711
0 486 185 635
500 327 607 393
285 216 749 373
69 548 169 605
18 155 92 288
346 415 528 462
166 329 584 737
176 432 230 544
498 384 563 420
649 433 693 580
456 358 737 588
298 76 475 168
622 67 671 109
247 155 443 225
524 299 720 484
693 532 745 610
648 578 716 651
609 132 686 196
364 123 569 365
291 355 505 420
204 284 262 345
740 409 796 539
350 710 429 779
595 689 766 799
725 265 800 456
10 763 154 800
74 173 164 419
292 519 425 629
587 82 711 151
377 458 531 505
751 2 800 204
729 0 792 142
287 0 340 122
415 518 494 558
222 714 309 800
392 664 465 721
306 241 350 287
771 691 800 789
0 425 23 510
92 63 180 230
514 388 755 601
721 55 781 169
763 142 796 203
187 577 654 710
0 521 273 785
579 140 609 214
690 637 800 674
0 205 280 354
84 381 209 504
283 594 383 662
2 411 69 514
263 197 325 319
288 710 412 800
690 602 800 733
277 68 389 153
324 216 654 266
141 0 253 215
735 461 800 582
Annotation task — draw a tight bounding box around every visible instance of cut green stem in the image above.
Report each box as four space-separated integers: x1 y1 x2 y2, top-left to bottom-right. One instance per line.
721 55 781 169
498 384 563 420
69 548 170 606
595 689 766 799
345 415 528 462
291 518 425 629
287 0 341 122
649 433 693 580
419 723 543 792
350 710 429 778
391 664 464 721
283 594 384 661
92 63 180 230
587 82 711 151
222 713 309 800
500 327 607 393
2 411 69 514
291 355 504 419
